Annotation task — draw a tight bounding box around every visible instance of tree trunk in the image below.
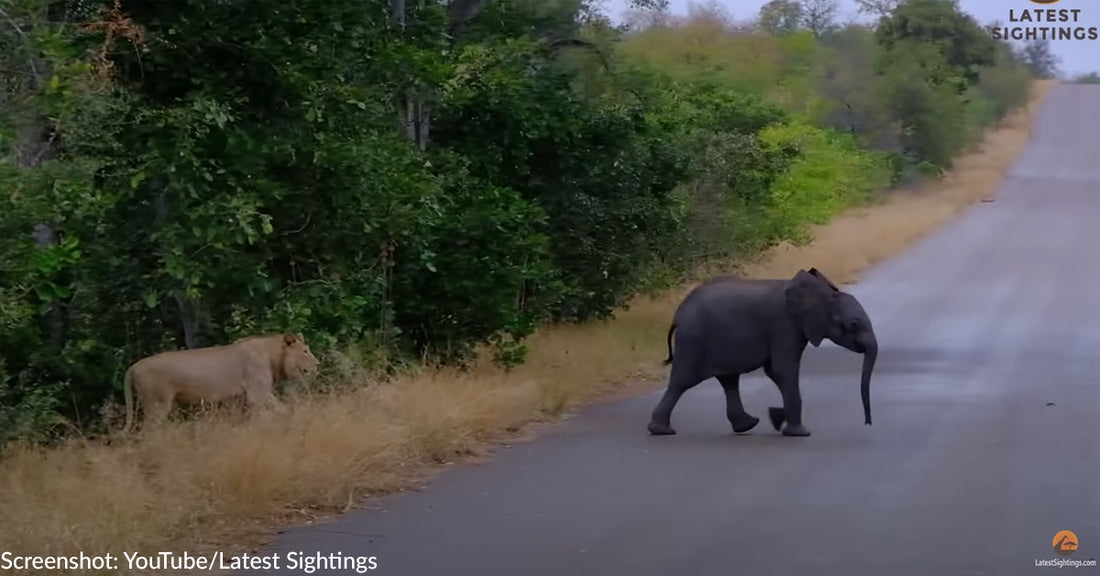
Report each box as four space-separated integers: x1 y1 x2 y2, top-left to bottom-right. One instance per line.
446 0 490 36
11 34 67 355
392 0 433 151
171 290 210 349
152 187 210 349
390 0 489 151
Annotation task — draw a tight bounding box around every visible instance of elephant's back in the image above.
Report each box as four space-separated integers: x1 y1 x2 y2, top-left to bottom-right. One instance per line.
678 278 788 329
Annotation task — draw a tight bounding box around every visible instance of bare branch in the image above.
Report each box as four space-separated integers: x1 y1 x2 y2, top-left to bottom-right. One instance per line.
0 6 42 87
853 0 901 18
801 0 839 38
545 37 612 71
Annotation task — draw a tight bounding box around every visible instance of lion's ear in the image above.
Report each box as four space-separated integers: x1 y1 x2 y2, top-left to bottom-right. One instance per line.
282 334 296 346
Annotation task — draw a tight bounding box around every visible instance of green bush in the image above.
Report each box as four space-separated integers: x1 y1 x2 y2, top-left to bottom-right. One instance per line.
392 162 559 366
759 122 894 243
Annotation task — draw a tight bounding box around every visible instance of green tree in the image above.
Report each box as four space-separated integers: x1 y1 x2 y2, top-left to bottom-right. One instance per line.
875 0 996 90
1071 72 1100 84
854 0 902 19
1018 38 1060 79
758 0 804 36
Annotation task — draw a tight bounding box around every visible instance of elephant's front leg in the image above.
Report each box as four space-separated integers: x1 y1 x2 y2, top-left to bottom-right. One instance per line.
767 354 811 437
716 375 759 434
762 363 786 432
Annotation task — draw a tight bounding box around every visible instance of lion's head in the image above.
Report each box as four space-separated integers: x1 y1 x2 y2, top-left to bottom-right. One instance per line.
279 333 320 379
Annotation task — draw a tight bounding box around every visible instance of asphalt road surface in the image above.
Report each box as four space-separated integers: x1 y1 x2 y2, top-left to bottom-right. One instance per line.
258 84 1100 575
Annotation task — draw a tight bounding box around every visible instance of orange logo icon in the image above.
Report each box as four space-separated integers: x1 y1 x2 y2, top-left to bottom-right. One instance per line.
1054 530 1078 556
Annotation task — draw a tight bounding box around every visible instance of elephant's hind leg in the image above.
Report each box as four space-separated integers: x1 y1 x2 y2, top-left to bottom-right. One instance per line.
647 363 702 436
716 375 759 434
647 387 685 435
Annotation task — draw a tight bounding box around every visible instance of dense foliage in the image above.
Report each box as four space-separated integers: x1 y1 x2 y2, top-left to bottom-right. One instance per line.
1071 73 1100 84
0 0 1034 445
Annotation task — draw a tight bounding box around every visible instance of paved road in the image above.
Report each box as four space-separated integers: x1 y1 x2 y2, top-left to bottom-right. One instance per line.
260 84 1100 575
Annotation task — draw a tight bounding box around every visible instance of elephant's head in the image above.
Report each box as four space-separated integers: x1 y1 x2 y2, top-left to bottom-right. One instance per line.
784 268 877 426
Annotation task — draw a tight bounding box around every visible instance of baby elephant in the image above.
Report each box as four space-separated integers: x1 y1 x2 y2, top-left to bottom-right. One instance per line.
648 268 878 437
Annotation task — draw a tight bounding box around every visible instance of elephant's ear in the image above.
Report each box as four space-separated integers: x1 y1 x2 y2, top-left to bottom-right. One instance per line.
807 267 840 292
785 269 836 347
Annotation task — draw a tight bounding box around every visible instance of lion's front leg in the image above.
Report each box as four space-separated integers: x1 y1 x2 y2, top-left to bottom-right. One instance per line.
242 376 287 415
260 390 288 414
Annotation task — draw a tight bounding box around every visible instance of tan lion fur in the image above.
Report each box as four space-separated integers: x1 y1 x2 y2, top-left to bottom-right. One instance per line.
122 333 320 433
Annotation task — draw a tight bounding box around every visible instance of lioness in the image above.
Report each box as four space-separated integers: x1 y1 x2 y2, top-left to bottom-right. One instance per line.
122 333 320 433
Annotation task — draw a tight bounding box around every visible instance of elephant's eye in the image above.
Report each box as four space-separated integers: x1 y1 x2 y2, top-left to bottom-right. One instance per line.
846 318 862 332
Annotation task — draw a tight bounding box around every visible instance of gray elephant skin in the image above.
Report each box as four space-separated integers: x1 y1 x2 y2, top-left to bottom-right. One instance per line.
647 267 878 437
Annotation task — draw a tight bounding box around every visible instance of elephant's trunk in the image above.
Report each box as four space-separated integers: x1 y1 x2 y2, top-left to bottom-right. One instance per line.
860 338 877 426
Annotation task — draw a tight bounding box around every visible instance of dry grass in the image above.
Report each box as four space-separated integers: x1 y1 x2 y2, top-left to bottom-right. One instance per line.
0 79 1055 575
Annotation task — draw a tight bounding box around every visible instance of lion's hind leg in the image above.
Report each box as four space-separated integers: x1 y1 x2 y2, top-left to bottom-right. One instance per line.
141 395 174 430
131 375 176 432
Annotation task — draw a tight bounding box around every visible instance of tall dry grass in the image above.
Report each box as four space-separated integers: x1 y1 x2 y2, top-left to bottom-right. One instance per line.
0 79 1055 575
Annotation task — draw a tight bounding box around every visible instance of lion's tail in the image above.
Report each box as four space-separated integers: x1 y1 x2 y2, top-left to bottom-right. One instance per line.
122 365 135 434
662 323 676 366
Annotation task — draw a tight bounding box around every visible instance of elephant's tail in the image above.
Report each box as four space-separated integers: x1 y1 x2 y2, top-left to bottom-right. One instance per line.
662 323 676 366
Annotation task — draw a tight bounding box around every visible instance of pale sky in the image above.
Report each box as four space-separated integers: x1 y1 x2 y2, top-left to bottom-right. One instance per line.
598 0 1100 77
